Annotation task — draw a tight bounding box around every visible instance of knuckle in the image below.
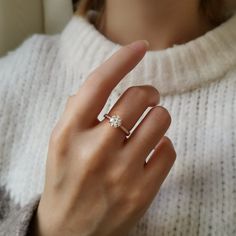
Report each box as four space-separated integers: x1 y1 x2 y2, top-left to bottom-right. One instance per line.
126 85 160 106
106 168 124 188
80 140 110 168
162 136 177 161
59 121 74 137
127 86 149 103
74 149 104 177
153 106 172 125
50 122 72 155
144 85 160 104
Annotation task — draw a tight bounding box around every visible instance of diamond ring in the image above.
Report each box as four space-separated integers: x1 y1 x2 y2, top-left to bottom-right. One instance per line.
104 114 130 136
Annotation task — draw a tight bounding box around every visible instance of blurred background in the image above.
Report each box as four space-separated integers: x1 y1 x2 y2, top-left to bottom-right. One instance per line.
1 0 236 56
0 0 80 56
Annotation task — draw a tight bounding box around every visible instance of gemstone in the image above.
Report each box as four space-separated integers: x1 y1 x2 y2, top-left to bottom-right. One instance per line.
109 115 122 128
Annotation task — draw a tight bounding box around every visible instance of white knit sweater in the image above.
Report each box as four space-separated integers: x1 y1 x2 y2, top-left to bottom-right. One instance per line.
0 11 236 236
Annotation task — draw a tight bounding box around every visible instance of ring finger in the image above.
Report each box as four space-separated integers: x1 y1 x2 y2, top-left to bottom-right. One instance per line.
98 85 160 144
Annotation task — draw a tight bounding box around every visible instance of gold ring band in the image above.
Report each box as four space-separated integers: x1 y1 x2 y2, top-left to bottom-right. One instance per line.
104 114 130 136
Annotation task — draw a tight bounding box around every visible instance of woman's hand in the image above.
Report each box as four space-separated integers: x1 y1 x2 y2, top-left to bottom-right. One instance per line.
31 40 176 236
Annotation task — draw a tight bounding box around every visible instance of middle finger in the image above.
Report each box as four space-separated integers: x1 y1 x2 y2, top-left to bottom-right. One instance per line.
124 106 172 163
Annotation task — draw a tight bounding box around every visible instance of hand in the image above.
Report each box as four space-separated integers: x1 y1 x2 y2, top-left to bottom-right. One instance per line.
31 40 176 236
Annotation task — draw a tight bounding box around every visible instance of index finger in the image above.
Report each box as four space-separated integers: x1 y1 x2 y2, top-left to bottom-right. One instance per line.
74 40 149 128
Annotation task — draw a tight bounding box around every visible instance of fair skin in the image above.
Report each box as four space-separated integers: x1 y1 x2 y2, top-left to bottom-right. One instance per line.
30 41 176 236
30 1 217 235
98 0 215 50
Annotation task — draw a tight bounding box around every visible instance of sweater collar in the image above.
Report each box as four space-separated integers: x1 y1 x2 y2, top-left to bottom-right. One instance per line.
59 11 236 96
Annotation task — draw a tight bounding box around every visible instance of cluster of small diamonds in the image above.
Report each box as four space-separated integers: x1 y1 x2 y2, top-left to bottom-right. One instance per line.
109 115 122 128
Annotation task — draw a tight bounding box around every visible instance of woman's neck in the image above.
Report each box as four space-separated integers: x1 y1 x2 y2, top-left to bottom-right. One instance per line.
97 0 216 51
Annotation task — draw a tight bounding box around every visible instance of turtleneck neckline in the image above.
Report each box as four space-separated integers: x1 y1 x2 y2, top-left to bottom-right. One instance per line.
59 11 236 96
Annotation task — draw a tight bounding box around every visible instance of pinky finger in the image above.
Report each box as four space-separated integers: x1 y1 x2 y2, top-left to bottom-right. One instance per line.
143 136 177 195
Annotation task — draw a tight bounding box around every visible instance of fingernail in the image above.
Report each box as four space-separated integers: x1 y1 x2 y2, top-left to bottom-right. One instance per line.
128 40 150 51
142 40 150 49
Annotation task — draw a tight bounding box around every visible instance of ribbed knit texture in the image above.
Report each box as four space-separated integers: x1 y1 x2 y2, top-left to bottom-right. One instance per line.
0 11 236 235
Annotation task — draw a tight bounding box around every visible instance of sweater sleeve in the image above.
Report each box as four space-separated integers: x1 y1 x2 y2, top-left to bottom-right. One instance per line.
0 186 41 236
0 35 56 236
